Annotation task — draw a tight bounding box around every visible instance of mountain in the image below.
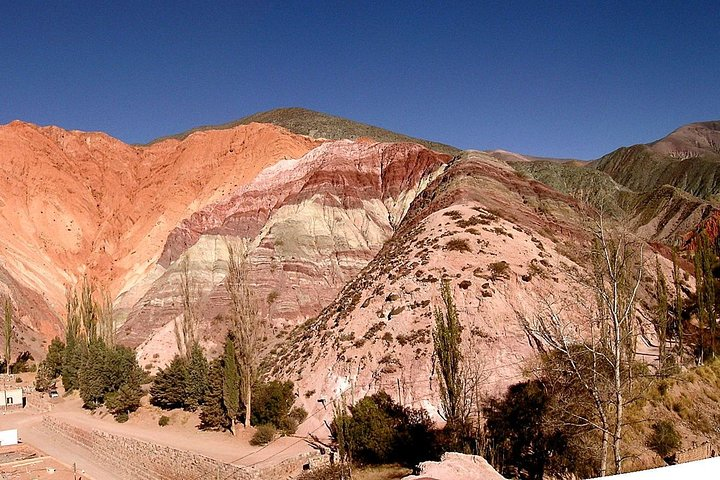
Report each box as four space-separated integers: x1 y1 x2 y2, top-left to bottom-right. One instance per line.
120 140 451 365
0 119 320 356
593 121 720 200
0 111 716 418
148 107 460 155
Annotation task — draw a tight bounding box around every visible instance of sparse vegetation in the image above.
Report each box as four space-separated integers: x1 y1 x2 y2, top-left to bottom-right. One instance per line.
647 420 681 458
445 238 472 253
488 261 511 280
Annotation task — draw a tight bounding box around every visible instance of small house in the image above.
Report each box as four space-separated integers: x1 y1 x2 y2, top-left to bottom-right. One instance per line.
0 428 18 446
0 387 25 408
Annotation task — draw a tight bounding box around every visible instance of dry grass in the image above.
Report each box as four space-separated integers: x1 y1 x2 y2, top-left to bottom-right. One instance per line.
354 464 412 480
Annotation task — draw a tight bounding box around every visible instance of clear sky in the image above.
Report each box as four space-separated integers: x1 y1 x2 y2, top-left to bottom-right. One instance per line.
1 1 718 159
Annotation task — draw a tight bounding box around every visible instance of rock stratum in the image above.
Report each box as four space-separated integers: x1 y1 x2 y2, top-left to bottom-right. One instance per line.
0 110 717 417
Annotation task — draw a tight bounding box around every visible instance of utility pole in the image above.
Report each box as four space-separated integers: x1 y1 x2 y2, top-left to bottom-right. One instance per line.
73 462 77 480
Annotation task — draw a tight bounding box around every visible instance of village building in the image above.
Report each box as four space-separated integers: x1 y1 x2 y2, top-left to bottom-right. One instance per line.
0 386 25 409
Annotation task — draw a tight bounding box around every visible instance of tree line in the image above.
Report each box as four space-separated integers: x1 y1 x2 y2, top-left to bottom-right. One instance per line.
34 241 306 442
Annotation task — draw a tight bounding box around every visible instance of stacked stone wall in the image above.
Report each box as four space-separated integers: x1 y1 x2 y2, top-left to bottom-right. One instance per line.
41 416 330 480
42 416 256 480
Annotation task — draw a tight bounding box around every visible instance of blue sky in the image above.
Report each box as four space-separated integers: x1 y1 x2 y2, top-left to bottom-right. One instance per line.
1 1 718 159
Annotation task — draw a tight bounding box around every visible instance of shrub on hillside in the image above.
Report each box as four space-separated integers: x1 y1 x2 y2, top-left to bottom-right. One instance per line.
251 380 306 433
488 261 510 280
647 420 681 458
250 424 276 446
158 415 170 427
332 391 435 467
445 239 472 253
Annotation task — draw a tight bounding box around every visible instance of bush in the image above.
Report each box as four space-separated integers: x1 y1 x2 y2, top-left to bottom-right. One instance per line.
445 239 472 253
489 261 511 280
250 424 276 446
252 380 303 433
115 412 129 423
483 379 599 480
332 391 435 467
647 420 681 458
158 415 170 427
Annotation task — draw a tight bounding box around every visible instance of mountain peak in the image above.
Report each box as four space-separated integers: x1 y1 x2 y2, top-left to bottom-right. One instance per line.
147 107 460 155
649 120 720 158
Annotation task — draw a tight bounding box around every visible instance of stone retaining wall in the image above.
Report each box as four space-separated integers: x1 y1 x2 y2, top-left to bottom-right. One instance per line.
676 441 716 464
42 416 256 480
41 416 330 480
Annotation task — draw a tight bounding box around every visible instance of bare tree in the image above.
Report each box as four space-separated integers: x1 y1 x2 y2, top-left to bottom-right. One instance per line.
671 248 684 365
655 258 669 372
522 217 643 476
3 296 12 375
225 239 266 428
175 255 199 360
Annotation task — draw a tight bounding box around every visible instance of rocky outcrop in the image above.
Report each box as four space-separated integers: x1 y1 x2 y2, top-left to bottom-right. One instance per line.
402 452 506 480
270 152 609 420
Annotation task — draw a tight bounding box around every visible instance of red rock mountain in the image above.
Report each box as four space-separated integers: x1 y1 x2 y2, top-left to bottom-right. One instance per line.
0 120 319 356
0 111 717 418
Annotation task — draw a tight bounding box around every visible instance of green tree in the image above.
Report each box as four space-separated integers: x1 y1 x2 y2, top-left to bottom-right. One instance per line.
251 380 296 431
150 355 189 409
78 340 110 408
77 340 144 414
433 279 463 426
45 337 65 378
200 359 230 431
647 420 681 459
186 343 209 410
332 391 435 467
105 378 143 420
223 335 240 434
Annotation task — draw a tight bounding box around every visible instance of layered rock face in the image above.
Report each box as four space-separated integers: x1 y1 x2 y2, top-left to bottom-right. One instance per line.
121 140 450 366
0 111 715 418
0 120 319 355
269 152 623 420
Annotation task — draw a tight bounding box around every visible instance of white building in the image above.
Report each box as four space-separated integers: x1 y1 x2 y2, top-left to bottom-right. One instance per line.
0 428 18 446
0 387 24 408
589 457 720 479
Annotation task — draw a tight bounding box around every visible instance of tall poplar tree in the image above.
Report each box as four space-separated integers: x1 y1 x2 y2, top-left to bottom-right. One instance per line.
223 335 240 435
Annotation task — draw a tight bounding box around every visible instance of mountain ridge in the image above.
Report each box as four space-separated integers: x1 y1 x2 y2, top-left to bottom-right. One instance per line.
144 107 461 155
